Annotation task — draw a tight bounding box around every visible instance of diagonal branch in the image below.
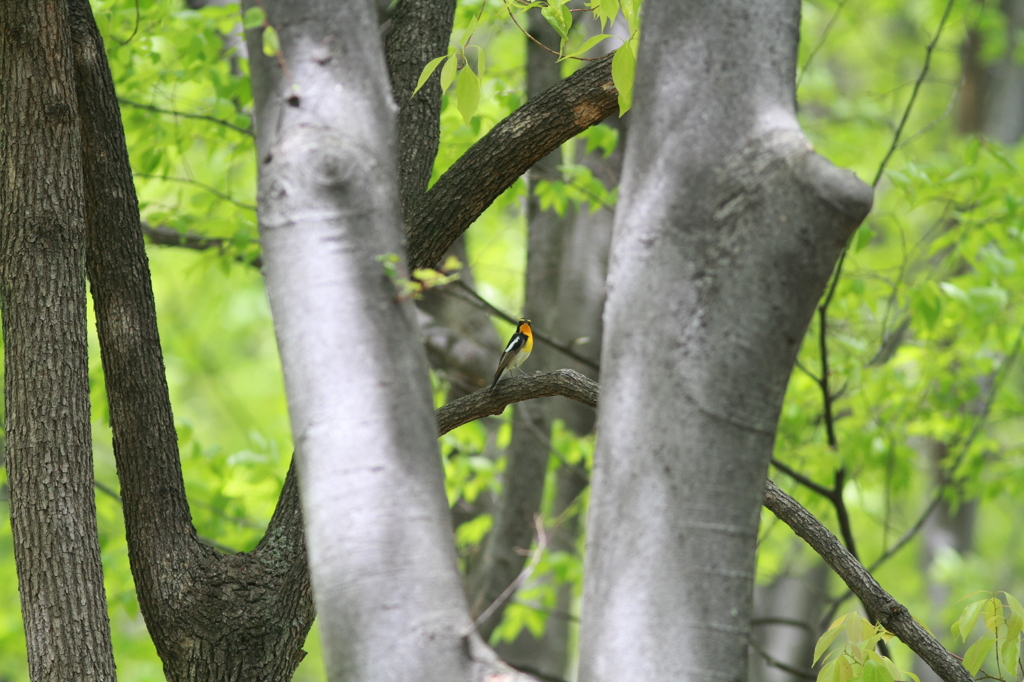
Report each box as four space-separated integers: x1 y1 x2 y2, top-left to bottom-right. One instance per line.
763 479 972 682
450 372 970 682
406 53 617 270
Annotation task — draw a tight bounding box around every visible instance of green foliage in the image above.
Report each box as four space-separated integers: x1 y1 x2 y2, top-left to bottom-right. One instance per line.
951 592 1024 679
813 613 919 682
379 253 463 300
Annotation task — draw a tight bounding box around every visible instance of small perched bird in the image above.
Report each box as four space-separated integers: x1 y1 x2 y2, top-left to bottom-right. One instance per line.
491 318 533 390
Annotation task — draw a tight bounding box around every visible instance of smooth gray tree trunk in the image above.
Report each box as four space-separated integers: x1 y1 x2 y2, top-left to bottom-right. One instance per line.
242 2 531 680
578 3 873 680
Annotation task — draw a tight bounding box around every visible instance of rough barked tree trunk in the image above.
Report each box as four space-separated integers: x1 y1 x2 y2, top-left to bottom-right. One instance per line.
242 1 533 680
0 2 117 679
578 2 873 680
68 1 315 679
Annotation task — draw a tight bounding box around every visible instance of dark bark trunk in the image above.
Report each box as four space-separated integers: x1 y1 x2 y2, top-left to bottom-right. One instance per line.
67 1 314 679
384 0 457 220
0 2 117 679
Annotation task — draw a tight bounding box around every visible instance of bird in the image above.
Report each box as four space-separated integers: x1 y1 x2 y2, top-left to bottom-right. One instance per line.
490 318 533 390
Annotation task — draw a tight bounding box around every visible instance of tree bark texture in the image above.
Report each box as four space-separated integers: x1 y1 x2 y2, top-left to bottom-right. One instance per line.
384 0 456 220
242 2 525 680
0 2 117 679
68 1 314 679
578 3 873 681
406 53 617 270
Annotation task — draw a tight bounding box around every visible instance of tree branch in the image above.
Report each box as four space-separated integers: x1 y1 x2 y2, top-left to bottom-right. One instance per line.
448 280 600 371
437 369 597 436
763 479 973 682
117 97 253 136
406 52 617 270
457 372 970 682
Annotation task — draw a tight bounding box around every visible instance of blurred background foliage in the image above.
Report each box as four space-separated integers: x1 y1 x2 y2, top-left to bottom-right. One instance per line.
2 0 1024 679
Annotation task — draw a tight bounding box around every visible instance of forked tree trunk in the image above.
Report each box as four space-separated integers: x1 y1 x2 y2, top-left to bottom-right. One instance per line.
578 2 873 680
0 2 117 679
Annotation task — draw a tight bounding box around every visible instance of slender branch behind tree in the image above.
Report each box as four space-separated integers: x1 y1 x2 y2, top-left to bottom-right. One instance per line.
468 13 566 644
0 1 117 679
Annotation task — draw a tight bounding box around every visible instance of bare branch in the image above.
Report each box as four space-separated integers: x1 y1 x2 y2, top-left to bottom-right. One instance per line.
406 53 617 270
763 479 973 682
117 97 253 136
436 369 597 436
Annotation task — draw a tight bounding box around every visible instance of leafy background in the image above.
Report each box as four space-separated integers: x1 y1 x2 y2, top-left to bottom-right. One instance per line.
3 0 1024 679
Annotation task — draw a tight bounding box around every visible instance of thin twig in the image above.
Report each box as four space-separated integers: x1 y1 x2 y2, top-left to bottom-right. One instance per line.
448 280 600 371
748 635 818 681
871 0 956 188
770 458 832 498
118 97 254 136
111 0 141 45
133 173 257 211
506 3 606 62
796 0 849 88
463 515 547 636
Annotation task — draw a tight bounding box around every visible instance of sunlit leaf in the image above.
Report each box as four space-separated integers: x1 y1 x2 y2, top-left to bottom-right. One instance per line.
261 25 280 57
456 65 479 126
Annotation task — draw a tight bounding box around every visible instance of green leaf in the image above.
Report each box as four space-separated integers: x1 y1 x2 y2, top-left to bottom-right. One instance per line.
963 632 996 675
612 42 635 114
1005 593 1024 621
440 55 457 93
852 225 875 252
940 281 970 304
456 65 479 126
959 599 988 642
262 25 280 57
241 6 265 29
470 45 486 78
845 613 864 644
816 659 838 682
814 623 844 664
560 33 616 61
879 656 903 682
837 654 855 682
1000 633 1020 677
412 55 448 97
541 1 572 41
862 659 893 682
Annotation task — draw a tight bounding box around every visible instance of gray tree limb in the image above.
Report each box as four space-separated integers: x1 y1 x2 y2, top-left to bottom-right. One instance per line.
449 371 970 682
763 480 973 682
